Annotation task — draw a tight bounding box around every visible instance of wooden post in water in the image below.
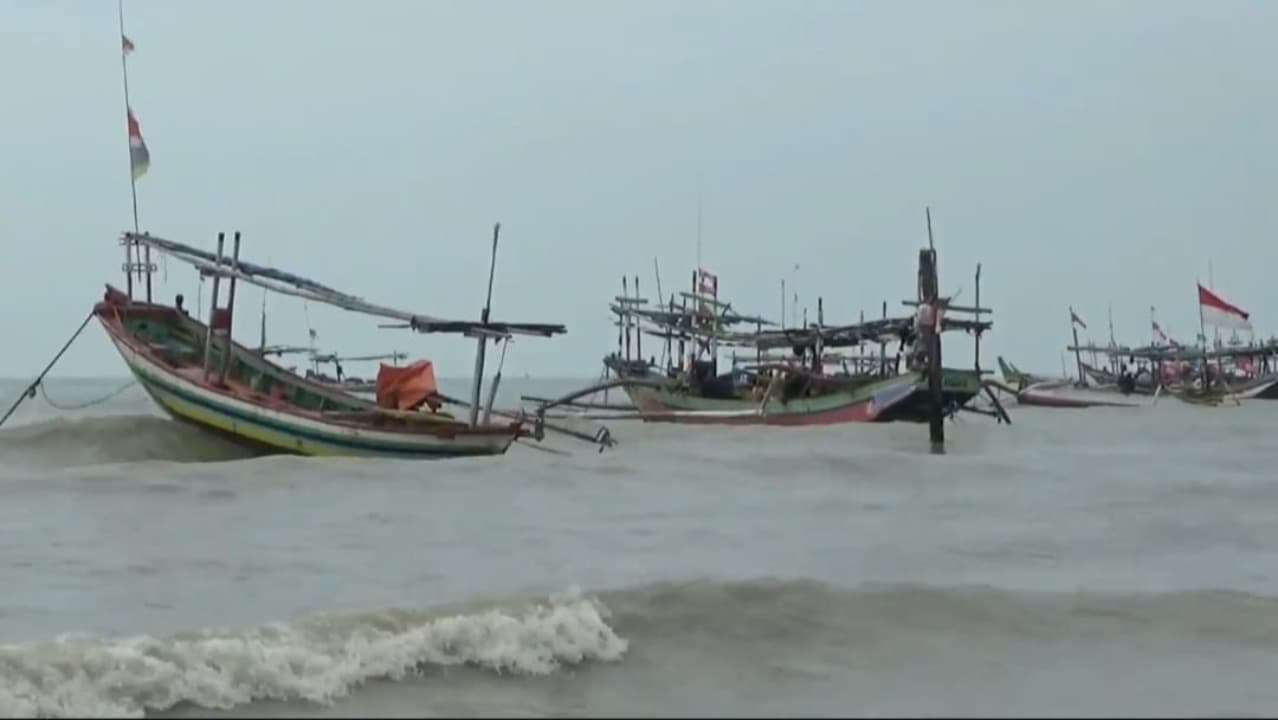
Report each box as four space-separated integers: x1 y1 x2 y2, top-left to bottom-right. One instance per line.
689 270 697 369
973 263 983 374
880 300 888 376
616 278 624 362
202 232 225 376
217 231 242 385
666 294 675 372
635 276 642 362
812 297 823 372
622 276 631 362
920 209 944 452
678 292 687 373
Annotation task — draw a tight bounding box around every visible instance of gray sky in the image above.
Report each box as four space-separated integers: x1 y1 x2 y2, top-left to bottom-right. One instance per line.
3 0 1275 379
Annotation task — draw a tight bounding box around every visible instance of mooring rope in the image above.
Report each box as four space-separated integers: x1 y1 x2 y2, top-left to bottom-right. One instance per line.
0 310 99 429
37 380 139 411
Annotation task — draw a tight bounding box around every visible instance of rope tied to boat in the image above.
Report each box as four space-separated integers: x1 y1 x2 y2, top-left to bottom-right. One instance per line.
36 379 138 411
0 310 98 429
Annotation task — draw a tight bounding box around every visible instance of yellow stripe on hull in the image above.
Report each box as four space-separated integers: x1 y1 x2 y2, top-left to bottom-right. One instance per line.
142 380 368 457
139 377 507 458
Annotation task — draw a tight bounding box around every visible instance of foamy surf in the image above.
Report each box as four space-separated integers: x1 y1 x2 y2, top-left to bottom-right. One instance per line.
0 590 627 718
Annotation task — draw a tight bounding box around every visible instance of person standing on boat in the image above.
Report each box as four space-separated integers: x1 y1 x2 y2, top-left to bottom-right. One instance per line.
175 293 189 317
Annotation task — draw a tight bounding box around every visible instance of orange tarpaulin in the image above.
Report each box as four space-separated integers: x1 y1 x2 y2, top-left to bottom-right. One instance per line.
375 360 441 411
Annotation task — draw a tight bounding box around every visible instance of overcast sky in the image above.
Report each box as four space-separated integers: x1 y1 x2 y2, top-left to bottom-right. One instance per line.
3 0 1275 379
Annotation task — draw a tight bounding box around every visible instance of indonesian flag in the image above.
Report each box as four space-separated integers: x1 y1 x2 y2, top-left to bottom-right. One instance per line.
698 269 717 295
1197 283 1251 331
127 107 150 180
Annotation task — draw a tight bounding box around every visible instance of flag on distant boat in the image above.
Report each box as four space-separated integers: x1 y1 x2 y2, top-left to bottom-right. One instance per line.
127 107 150 180
698 269 718 295
1070 308 1086 329
122 34 135 56
1197 283 1252 331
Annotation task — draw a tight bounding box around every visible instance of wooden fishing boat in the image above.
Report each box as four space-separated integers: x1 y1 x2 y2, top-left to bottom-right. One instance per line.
0 18 608 454
597 358 985 425
1009 306 1178 410
97 228 585 459
1012 379 1157 409
539 215 1009 431
996 356 1060 390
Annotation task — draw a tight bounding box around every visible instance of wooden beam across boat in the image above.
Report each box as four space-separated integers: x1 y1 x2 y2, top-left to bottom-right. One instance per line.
902 299 993 315
746 315 991 351
124 231 567 339
312 351 408 364
611 303 775 328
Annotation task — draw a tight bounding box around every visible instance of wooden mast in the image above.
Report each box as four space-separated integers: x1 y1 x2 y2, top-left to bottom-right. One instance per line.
217 231 242 385
467 223 500 427
202 232 225 375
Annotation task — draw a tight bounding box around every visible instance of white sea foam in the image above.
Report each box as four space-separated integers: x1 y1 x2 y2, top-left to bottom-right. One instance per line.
0 591 627 718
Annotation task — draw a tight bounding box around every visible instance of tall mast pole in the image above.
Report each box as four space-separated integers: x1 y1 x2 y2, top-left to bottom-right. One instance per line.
118 0 149 301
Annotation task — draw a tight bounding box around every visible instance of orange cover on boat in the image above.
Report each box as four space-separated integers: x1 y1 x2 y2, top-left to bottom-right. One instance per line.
375 360 440 411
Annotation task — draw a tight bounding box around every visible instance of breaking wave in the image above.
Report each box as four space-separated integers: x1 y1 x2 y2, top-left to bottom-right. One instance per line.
0 416 252 465
0 590 626 718
5 578 1278 717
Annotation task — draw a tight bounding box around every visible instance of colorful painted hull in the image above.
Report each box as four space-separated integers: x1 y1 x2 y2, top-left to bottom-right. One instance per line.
95 296 520 459
614 368 983 426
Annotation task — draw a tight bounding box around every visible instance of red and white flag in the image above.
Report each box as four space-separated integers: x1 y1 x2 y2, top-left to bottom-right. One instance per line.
127 107 150 180
698 269 717 295
1197 284 1252 331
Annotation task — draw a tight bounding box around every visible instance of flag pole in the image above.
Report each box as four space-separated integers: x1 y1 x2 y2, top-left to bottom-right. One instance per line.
118 0 149 302
117 0 134 299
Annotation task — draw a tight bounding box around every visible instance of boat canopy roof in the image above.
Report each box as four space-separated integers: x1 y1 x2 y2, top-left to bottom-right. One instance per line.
610 303 776 329
613 301 990 350
125 232 567 339
747 316 991 350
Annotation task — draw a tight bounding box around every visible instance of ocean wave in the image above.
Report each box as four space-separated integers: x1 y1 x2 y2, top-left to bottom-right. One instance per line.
0 590 626 718
0 415 252 466
6 578 1278 718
